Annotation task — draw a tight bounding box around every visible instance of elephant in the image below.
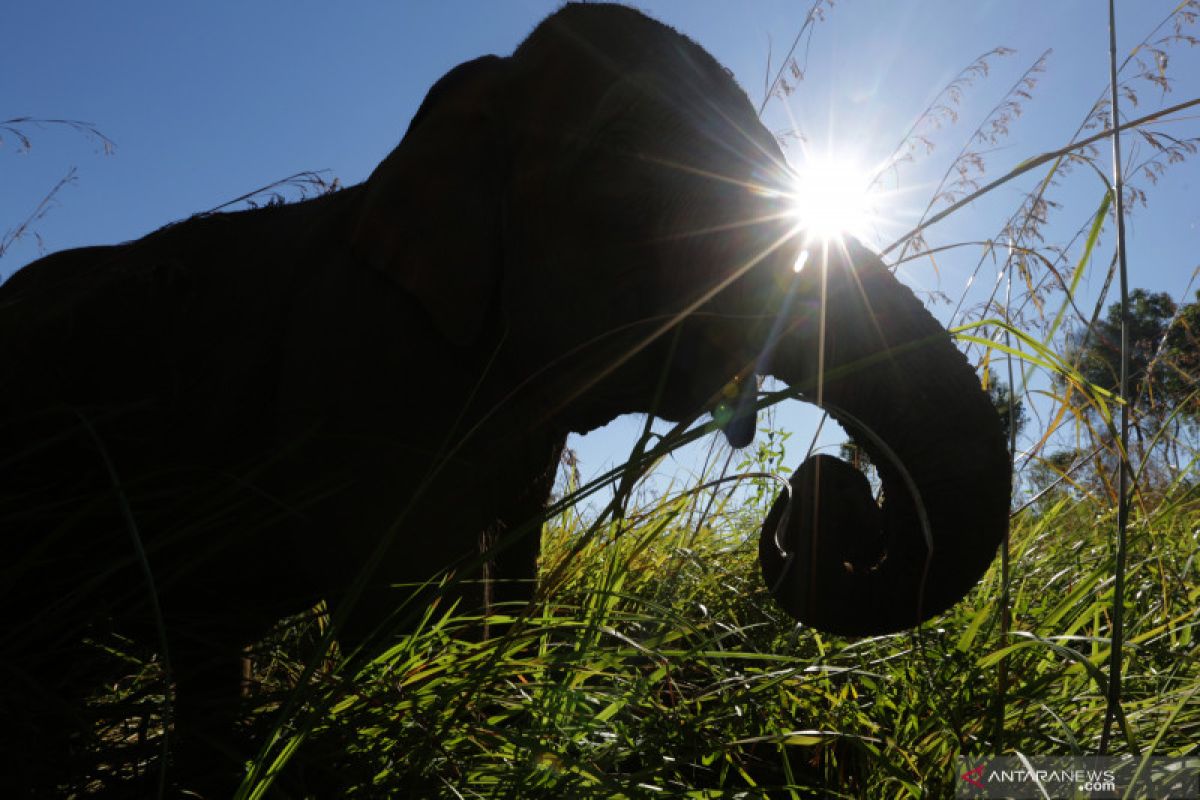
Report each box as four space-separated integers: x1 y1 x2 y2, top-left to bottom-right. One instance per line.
0 2 1011 795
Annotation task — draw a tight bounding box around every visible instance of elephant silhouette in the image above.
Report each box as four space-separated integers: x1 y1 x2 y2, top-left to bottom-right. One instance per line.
0 3 1009 795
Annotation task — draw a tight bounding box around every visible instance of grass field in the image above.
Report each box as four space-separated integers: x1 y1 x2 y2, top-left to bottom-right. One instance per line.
230 458 1194 798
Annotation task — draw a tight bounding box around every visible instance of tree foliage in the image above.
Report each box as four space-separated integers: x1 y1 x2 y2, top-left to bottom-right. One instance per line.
1033 288 1200 505
987 370 1027 445
1071 288 1200 422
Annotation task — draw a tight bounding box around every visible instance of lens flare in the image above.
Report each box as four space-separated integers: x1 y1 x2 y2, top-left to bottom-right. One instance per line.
793 249 810 273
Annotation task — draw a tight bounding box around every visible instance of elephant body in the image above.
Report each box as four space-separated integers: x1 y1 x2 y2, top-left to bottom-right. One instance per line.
3 185 556 627
1 179 565 795
0 3 1010 795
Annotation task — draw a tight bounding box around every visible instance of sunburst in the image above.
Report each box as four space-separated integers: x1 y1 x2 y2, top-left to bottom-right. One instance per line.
788 155 881 247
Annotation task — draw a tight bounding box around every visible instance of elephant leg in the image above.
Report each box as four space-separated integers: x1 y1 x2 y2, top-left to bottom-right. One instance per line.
0 654 90 796
478 519 542 639
1 579 124 794
479 438 563 637
169 638 251 797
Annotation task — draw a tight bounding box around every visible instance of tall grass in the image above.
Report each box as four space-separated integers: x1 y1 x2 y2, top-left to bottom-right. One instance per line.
229 462 1198 798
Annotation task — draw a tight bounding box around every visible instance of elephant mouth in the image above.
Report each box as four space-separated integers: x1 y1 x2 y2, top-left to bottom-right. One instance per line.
714 371 758 449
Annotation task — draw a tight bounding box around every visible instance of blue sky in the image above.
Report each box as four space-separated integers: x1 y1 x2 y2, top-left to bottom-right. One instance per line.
4 2 1198 495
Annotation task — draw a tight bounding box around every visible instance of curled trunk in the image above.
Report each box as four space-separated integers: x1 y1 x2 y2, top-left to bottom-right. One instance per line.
759 241 1011 635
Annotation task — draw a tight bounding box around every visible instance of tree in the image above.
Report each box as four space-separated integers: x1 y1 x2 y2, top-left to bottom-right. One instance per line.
1069 288 1200 423
987 371 1027 446
1163 290 1200 420
1047 288 1200 502
1024 448 1091 508
1073 290 1178 417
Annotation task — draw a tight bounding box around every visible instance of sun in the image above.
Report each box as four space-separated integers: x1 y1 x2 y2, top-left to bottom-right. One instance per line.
787 155 879 245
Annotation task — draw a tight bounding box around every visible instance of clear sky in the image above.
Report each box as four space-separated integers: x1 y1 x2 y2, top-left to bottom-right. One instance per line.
4 2 1198 494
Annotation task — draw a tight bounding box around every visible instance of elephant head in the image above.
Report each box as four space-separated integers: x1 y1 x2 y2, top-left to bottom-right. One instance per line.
349 4 1011 635
351 5 796 445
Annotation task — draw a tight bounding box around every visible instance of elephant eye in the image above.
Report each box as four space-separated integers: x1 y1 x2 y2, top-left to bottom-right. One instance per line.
594 119 641 157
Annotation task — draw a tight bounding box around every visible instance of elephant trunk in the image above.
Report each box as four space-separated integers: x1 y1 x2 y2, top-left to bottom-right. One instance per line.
759 241 1011 635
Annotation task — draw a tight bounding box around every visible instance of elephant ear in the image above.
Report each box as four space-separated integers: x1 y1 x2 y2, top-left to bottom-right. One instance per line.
352 55 509 348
